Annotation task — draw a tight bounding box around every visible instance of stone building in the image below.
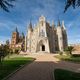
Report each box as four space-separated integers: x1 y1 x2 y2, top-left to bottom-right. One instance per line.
25 16 68 53
10 28 25 51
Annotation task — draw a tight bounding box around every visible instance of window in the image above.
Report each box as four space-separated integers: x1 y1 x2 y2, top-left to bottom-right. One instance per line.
39 29 45 37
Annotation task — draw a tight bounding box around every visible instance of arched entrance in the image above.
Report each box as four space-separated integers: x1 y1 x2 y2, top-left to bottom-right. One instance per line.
37 40 46 52
42 45 45 51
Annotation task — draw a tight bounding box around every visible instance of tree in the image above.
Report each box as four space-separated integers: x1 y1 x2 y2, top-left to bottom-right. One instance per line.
0 43 12 63
0 0 15 12
64 46 74 55
64 0 80 12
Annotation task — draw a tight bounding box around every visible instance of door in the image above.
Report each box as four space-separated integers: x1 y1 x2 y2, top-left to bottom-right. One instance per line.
42 45 45 51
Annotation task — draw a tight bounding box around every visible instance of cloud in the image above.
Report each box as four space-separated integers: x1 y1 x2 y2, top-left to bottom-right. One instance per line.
0 0 80 44
0 36 10 44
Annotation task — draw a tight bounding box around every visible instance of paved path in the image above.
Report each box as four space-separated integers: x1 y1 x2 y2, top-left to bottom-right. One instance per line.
7 53 80 80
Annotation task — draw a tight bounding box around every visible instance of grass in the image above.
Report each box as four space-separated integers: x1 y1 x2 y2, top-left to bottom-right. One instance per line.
54 69 80 80
55 54 80 63
0 57 35 80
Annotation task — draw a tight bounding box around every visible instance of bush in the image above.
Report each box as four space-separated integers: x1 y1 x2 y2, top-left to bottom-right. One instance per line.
58 51 63 55
64 46 74 55
15 49 20 54
72 54 80 57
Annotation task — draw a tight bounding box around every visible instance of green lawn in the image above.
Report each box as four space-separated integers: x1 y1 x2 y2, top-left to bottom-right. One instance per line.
0 57 35 80
54 69 80 80
55 54 80 63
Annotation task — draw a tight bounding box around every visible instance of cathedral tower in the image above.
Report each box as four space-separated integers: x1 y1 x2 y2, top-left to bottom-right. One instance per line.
11 27 19 50
27 22 33 52
62 21 68 49
57 20 64 51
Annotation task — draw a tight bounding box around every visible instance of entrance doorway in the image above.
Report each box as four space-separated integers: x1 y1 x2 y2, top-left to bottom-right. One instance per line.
42 45 45 51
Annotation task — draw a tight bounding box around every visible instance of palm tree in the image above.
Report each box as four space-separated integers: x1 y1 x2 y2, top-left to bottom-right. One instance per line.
64 0 80 12
64 46 74 55
0 0 15 12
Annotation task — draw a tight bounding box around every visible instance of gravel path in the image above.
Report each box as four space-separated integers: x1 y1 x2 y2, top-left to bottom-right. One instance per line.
7 53 80 80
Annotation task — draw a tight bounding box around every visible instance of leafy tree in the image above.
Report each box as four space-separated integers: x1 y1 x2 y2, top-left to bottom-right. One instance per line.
0 44 7 63
64 0 80 12
0 0 15 12
0 43 13 63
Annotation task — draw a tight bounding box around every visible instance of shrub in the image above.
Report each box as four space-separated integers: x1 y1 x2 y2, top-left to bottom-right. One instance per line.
15 49 20 54
58 51 63 55
64 46 74 55
72 54 80 57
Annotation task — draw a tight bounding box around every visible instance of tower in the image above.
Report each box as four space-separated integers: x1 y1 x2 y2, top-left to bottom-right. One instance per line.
62 21 68 49
11 27 19 50
57 20 64 51
27 22 33 52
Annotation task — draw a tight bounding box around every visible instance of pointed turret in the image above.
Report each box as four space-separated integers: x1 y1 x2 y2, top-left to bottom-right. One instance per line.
57 19 61 27
28 21 33 31
14 27 18 33
29 21 32 29
57 19 64 51
62 21 66 30
27 21 33 39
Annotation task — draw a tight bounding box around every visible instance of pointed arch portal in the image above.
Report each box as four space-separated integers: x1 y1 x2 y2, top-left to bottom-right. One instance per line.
42 45 45 51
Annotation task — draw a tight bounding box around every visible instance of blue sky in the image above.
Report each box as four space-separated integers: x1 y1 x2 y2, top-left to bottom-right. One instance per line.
0 0 80 44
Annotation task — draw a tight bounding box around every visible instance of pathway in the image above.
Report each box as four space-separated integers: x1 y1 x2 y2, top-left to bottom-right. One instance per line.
7 53 80 80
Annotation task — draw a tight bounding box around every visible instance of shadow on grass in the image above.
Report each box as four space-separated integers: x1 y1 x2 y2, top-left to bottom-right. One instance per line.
0 57 80 80
54 69 80 80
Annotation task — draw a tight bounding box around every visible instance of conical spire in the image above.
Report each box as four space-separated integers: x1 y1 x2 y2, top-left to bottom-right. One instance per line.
57 19 61 26
29 21 32 29
62 21 66 30
15 27 18 33
28 21 33 31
